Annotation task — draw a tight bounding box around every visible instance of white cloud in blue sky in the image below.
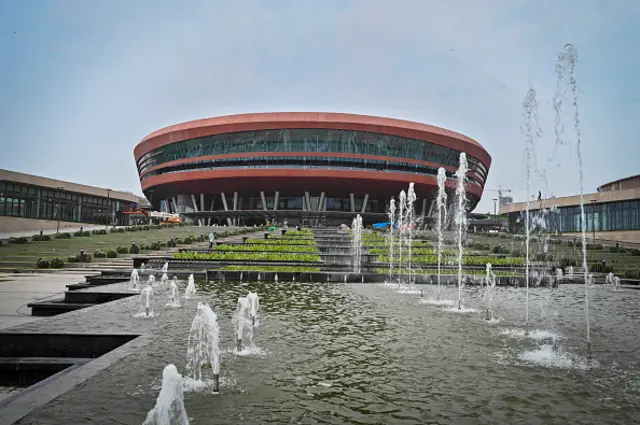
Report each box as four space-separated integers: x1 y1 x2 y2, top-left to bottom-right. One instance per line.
0 0 638 212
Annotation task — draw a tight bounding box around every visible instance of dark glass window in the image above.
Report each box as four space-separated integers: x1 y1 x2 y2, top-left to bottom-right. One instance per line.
137 128 488 183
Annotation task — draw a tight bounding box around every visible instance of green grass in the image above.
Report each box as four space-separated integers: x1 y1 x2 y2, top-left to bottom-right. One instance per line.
0 226 255 269
224 265 321 272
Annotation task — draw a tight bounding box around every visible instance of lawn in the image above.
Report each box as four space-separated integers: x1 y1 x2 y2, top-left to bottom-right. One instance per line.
0 225 252 270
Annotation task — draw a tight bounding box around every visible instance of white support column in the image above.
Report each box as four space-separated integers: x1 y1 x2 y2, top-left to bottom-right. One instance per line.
200 193 205 226
190 194 202 225
305 192 311 212
260 191 267 211
349 193 355 213
360 193 369 214
232 192 239 226
273 191 279 211
221 192 231 226
317 192 325 211
426 198 434 218
171 197 178 214
208 198 215 226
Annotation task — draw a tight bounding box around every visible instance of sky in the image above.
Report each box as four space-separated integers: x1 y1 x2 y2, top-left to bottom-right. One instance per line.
0 0 638 213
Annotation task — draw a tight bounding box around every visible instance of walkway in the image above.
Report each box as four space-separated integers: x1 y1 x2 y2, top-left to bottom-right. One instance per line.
0 224 119 241
0 271 98 330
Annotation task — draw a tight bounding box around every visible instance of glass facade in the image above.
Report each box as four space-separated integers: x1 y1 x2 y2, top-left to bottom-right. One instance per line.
141 155 482 187
137 128 488 185
0 181 134 225
508 199 640 233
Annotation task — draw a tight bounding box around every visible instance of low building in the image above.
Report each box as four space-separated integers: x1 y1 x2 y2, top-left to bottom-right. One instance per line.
0 169 148 232
500 174 640 244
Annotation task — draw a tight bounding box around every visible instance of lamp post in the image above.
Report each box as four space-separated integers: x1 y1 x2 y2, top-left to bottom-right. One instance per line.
106 188 112 230
590 199 597 244
55 186 64 234
492 198 498 216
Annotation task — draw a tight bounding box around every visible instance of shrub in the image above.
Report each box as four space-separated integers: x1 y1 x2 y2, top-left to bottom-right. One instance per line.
92 229 108 235
492 245 509 254
73 230 91 237
624 269 639 279
150 242 162 250
9 237 28 244
631 249 640 257
559 257 578 268
54 232 70 239
511 249 522 258
106 250 118 258
94 250 106 258
116 246 129 254
68 255 79 263
143 225 151 231
183 236 195 244
174 238 184 245
32 234 42 241
140 242 150 250
586 243 603 250
590 262 613 274
36 258 50 268
50 257 64 268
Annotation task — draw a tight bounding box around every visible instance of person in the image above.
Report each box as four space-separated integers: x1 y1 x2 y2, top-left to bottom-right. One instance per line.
208 232 215 250
538 191 542 201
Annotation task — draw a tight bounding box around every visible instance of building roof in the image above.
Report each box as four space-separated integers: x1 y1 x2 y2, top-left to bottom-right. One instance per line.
0 169 143 204
500 186 640 214
598 174 640 192
134 112 491 167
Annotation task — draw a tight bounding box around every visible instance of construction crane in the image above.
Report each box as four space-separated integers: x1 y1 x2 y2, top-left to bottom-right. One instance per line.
485 185 512 214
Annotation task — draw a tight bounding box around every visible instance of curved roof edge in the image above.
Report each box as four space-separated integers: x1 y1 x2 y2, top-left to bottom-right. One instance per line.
598 174 640 192
134 112 491 166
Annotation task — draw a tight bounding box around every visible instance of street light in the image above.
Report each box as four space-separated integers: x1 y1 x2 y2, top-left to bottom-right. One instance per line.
55 186 64 234
492 198 498 216
590 199 598 244
106 188 112 230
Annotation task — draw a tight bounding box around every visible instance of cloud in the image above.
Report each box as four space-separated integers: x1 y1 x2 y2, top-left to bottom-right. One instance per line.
0 0 638 212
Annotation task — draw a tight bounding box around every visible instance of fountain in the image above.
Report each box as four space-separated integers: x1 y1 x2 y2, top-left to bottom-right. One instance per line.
161 273 168 285
148 275 156 286
556 43 591 356
247 292 260 326
233 296 252 352
387 198 396 282
184 274 196 299
484 263 497 321
436 167 448 300
454 153 468 310
406 183 417 286
162 262 169 274
274 273 278 284
167 279 181 308
186 302 221 393
130 268 140 291
138 285 154 317
351 214 363 273
522 87 542 334
142 364 189 425
606 272 614 285
568 266 574 279
613 276 621 291
397 190 406 283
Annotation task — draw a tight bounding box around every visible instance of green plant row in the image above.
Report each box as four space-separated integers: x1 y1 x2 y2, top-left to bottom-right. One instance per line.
216 244 318 253
377 255 525 266
223 265 321 272
375 268 522 277
364 241 432 248
368 247 460 256
247 239 316 245
174 251 321 262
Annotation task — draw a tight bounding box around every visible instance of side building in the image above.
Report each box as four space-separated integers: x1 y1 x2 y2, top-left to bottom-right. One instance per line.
0 169 148 233
500 174 640 244
134 112 492 226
